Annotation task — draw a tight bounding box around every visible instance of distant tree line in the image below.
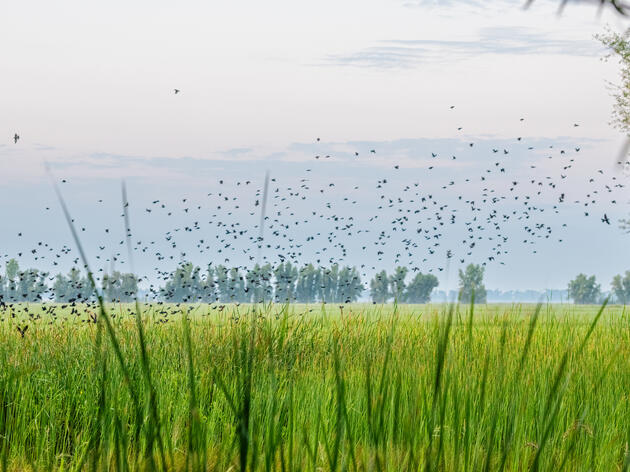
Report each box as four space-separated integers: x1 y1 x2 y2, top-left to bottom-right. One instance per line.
159 262 364 304
0 259 138 304
0 259 48 303
568 271 630 305
0 259 505 306
160 262 489 305
369 267 439 303
6 256 630 306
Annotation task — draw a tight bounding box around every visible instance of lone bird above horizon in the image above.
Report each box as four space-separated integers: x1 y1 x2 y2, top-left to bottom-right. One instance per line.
174 89 180 94
13 133 19 144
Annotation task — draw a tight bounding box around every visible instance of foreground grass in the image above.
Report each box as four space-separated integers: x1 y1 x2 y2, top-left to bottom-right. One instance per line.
0 302 629 471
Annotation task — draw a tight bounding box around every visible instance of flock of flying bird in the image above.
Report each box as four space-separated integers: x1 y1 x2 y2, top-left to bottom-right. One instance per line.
3 89 626 322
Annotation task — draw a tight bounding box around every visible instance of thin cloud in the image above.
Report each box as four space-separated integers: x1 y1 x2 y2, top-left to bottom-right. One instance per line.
220 147 253 158
327 26 602 69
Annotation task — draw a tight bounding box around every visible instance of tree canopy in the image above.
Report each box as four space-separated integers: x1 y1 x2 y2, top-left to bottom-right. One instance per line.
568 273 602 304
369 267 438 304
458 264 487 304
612 271 630 303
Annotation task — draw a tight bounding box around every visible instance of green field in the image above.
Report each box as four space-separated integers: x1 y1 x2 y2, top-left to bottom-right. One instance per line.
1 302 629 471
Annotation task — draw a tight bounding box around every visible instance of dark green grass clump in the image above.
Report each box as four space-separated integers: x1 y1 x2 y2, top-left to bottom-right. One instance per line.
0 302 629 471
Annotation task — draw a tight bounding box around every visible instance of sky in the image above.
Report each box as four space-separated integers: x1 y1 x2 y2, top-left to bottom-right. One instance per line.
1 0 630 293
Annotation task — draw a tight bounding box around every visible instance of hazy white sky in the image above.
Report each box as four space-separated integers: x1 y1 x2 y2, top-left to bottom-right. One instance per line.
1 0 625 156
1 0 629 292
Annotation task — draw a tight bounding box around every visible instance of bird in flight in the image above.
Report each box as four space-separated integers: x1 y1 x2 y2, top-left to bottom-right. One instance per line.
602 214 610 225
174 89 180 94
13 133 19 144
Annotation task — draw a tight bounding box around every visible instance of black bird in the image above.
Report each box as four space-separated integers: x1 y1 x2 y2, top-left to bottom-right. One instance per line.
174 89 180 94
13 133 19 144
602 214 610 225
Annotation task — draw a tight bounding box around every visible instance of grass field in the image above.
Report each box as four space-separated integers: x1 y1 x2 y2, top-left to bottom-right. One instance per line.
0 302 629 471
